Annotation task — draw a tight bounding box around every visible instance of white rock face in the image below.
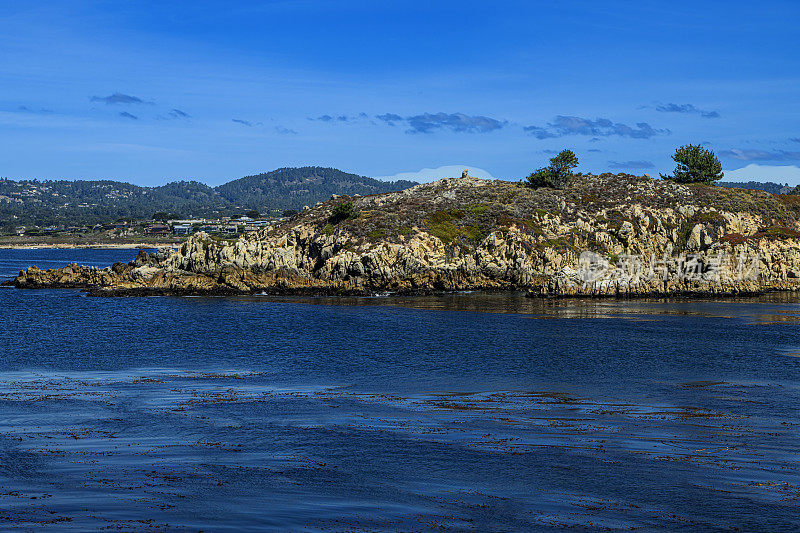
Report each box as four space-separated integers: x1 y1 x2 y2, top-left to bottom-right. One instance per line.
153 201 800 296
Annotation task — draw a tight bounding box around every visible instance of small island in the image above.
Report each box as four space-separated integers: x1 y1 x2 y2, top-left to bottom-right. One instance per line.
11 149 800 298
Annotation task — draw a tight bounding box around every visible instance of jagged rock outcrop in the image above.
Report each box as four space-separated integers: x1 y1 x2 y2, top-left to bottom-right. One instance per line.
12 174 800 297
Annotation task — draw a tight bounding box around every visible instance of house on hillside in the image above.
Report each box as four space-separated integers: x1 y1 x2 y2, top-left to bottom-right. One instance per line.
144 224 171 235
172 224 192 236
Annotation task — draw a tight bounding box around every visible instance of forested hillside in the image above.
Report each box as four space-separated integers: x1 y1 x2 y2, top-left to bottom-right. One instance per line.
718 181 793 194
0 167 417 230
217 167 416 210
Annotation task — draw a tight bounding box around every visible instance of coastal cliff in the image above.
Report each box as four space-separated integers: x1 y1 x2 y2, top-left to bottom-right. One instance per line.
12 174 800 297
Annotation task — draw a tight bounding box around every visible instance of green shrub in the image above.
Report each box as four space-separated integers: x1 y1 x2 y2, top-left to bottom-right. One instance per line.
526 167 558 189
525 150 579 189
466 203 490 215
426 220 460 243
461 225 486 242
540 237 572 251
328 201 360 224
761 226 800 239
368 229 386 240
428 209 464 223
719 233 747 245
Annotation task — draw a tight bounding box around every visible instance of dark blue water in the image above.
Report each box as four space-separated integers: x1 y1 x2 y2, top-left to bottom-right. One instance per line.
1 249 800 531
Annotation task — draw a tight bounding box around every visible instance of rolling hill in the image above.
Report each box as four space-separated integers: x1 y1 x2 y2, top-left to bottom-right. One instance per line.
0 167 417 229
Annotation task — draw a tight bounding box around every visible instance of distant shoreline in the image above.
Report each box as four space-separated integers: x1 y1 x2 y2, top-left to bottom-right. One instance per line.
0 242 179 250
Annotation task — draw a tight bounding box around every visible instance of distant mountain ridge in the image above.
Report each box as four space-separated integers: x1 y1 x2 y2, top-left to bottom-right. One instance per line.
217 167 417 208
718 181 794 195
0 167 417 229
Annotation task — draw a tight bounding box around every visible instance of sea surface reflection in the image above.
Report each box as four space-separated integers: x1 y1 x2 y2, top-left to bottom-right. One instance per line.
1 249 799 531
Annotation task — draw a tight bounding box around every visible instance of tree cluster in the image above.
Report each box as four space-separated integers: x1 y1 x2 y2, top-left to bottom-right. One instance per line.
661 144 723 183
523 145 727 188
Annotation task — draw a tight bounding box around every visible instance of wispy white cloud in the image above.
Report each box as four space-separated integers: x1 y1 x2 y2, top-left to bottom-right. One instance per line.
655 102 719 118
232 118 257 127
91 92 153 105
169 108 190 119
524 116 669 139
719 149 800 162
373 112 506 134
608 160 655 169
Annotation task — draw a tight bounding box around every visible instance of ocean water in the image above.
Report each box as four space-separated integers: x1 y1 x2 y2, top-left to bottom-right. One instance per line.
1 248 800 531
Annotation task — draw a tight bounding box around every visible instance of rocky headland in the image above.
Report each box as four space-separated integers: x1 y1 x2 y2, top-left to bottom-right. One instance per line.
10 173 800 297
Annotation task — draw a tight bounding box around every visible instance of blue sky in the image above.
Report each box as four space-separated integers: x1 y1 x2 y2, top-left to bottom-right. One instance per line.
1 0 799 185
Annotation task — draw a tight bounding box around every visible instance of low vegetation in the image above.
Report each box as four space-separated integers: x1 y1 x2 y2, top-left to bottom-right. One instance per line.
282 168 800 259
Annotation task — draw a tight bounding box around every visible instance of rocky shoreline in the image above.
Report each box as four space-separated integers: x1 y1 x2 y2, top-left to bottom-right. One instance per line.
9 174 800 298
